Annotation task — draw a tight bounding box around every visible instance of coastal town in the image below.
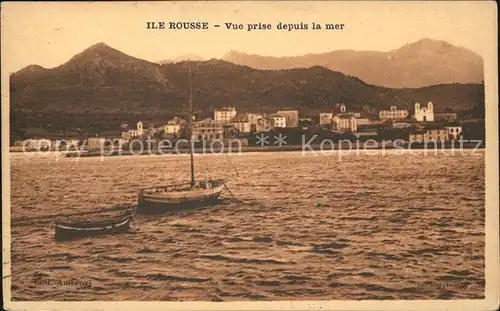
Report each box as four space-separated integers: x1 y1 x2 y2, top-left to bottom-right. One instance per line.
5 1 493 304
13 101 483 152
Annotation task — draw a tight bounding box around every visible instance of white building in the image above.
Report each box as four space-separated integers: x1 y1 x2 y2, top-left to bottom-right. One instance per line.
192 118 224 140
379 106 409 121
246 113 262 124
335 104 362 118
355 118 370 126
277 109 299 128
164 124 181 136
54 139 80 150
214 107 237 124
409 127 462 143
235 112 262 132
122 121 144 139
256 117 275 133
445 126 462 139
229 115 252 134
409 129 447 143
163 117 184 138
231 121 251 134
325 110 369 131
332 115 357 132
336 103 347 114
270 114 287 128
319 113 333 125
414 102 435 122
23 139 52 150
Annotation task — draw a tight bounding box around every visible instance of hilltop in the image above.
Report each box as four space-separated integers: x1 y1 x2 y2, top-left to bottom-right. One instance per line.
10 42 484 140
223 38 484 88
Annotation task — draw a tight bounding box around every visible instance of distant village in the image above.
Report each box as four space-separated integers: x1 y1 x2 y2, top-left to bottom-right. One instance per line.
14 101 479 152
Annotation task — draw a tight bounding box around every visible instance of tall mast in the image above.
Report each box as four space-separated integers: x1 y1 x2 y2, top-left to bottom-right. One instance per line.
188 66 195 187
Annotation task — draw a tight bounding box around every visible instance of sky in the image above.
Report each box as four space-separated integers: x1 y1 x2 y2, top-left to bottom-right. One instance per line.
1 1 497 74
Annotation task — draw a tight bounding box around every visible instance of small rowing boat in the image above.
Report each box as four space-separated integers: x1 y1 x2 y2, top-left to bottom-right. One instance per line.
55 210 135 241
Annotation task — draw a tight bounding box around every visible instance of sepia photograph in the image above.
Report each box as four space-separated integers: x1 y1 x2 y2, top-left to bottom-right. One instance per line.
1 1 498 310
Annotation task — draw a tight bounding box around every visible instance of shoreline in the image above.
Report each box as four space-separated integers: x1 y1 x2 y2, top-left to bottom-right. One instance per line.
10 141 486 157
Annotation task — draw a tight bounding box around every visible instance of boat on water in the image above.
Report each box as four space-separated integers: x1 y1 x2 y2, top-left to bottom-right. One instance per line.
138 179 226 212
55 210 135 241
137 67 229 213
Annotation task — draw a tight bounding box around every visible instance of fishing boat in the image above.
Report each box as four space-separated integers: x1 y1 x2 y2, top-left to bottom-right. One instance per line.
55 210 135 241
138 179 226 212
137 67 229 213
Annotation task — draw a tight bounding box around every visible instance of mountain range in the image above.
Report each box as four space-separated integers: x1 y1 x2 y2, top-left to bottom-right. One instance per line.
158 54 206 64
222 38 484 88
10 41 484 139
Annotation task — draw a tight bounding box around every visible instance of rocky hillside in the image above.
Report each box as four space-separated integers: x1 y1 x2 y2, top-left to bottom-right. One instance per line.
10 43 484 140
223 38 484 88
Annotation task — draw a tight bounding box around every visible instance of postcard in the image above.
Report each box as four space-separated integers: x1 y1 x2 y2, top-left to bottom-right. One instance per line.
1 1 498 310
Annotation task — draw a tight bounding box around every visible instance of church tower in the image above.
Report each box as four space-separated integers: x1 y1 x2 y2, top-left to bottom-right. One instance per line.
340 103 346 113
137 121 143 136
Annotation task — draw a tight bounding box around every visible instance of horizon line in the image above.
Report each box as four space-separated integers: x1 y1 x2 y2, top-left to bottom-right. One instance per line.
12 37 482 73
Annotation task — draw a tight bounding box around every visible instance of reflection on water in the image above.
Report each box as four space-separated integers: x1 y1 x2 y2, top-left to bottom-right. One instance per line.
9 150 485 300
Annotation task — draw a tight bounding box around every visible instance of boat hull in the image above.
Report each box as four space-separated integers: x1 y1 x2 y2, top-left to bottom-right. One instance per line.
55 216 133 241
137 180 226 214
138 193 222 214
